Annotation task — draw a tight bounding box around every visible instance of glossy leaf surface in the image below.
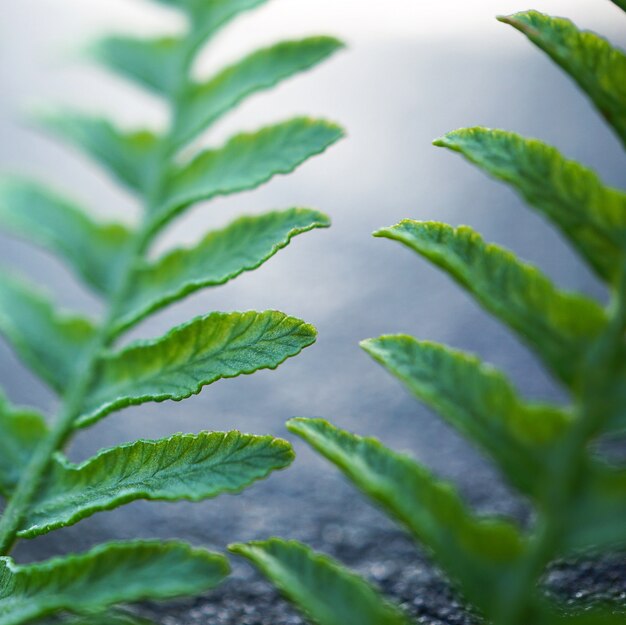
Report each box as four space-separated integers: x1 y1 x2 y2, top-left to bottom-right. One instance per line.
21 432 294 537
79 311 316 425
0 178 132 295
375 220 607 386
0 541 228 625
231 539 410 625
173 37 343 147
114 208 330 331
157 118 343 226
434 128 626 282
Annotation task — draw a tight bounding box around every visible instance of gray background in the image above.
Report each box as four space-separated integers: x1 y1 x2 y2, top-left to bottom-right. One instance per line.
1 1 626 622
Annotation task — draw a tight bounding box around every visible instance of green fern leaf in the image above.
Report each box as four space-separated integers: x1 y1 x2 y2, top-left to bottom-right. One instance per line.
39 113 159 194
90 35 186 96
287 418 525 615
158 0 270 43
0 0 343 615
79 311 315 425
172 37 344 147
375 220 607 386
434 128 626 282
254 6 626 625
0 273 96 393
113 208 329 332
20 432 293 538
361 335 570 499
0 394 47 497
230 539 410 625
498 11 626 147
0 179 132 295
0 540 228 625
156 118 343 227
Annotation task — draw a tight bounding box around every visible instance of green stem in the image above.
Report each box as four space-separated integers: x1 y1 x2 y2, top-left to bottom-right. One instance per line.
496 264 626 625
0 30 199 555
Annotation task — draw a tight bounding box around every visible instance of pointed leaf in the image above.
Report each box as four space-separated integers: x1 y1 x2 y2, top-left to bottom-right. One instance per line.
20 431 294 538
0 273 97 394
230 539 410 625
90 35 186 96
287 418 525 616
114 208 330 332
0 540 228 625
361 335 571 499
375 221 607 387
0 393 47 497
498 11 626 147
40 112 159 193
156 118 343 228
79 310 316 426
173 37 344 147
0 178 132 295
434 128 626 283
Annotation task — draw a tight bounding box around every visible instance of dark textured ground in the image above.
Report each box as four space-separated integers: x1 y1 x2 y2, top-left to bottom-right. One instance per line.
2 8 626 623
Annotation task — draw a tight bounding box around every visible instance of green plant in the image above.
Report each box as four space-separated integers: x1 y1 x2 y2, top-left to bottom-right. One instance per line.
231 6 626 625
0 0 343 622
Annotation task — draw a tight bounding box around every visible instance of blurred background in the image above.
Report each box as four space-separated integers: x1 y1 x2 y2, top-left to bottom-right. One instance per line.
1 1 626 622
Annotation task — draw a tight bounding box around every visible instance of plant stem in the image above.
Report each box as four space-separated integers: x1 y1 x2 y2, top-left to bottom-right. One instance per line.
496 264 626 625
0 225 152 554
0 29 200 554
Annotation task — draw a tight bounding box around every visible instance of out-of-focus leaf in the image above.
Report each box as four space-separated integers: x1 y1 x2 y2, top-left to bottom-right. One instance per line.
0 393 47 497
0 178 132 295
173 37 344 147
375 220 607 387
498 11 626 147
79 311 316 426
287 418 525 615
0 273 96 394
0 540 228 625
156 0 270 44
434 128 626 282
59 611 157 625
230 539 410 625
39 112 159 193
611 0 626 11
563 464 626 552
361 335 571 499
114 208 330 332
156 118 343 228
20 431 294 537
90 35 186 96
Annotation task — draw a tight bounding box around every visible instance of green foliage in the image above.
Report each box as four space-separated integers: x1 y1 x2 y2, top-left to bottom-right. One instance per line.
230 539 410 625
0 0 342 621
235 7 626 625
21 432 293 538
0 541 228 625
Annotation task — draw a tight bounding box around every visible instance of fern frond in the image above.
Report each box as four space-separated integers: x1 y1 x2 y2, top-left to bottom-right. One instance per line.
237 7 626 625
0 0 343 618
